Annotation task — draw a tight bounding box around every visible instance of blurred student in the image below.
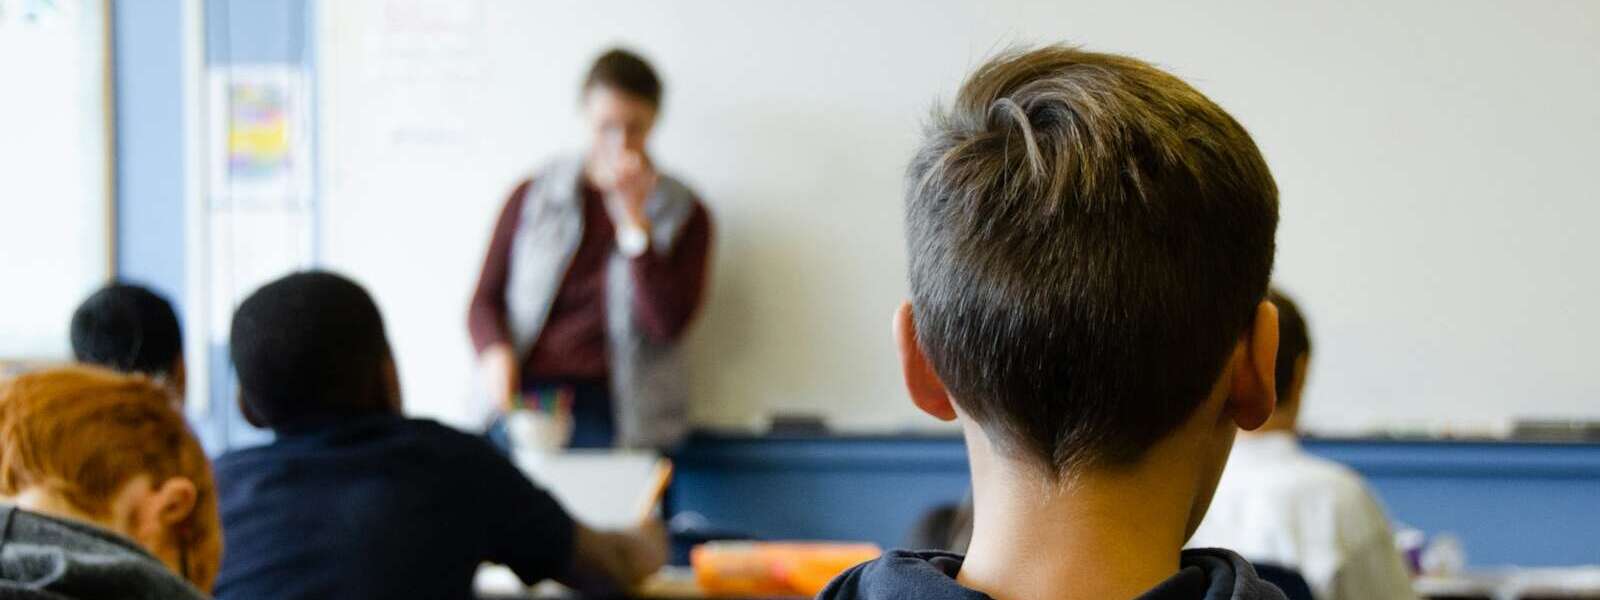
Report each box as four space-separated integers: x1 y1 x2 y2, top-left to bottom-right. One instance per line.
821 45 1285 600
0 366 222 598
1188 290 1417 600
213 271 665 600
70 283 186 403
469 47 713 450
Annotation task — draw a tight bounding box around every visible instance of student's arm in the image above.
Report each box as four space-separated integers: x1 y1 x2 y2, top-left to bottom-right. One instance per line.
1329 535 1418 600
627 203 712 342
475 437 666 593
557 520 669 594
1329 492 1420 600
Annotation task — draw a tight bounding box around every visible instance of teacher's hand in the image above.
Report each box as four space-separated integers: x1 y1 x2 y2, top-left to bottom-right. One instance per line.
596 150 658 232
480 343 519 412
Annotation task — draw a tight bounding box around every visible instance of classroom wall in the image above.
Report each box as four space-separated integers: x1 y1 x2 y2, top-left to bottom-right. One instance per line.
113 0 314 452
316 1 1600 434
1 1 113 360
113 0 187 305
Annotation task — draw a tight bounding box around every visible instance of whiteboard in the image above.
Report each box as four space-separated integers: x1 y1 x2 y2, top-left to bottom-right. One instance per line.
0 0 112 361
317 0 1600 435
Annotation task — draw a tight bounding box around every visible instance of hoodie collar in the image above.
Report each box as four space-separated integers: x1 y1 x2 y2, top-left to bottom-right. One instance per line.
825 548 1286 600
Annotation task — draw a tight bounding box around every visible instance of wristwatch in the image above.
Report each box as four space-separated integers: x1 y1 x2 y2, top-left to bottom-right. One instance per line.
617 224 650 258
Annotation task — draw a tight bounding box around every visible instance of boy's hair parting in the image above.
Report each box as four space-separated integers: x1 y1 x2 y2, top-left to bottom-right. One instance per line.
904 44 1279 473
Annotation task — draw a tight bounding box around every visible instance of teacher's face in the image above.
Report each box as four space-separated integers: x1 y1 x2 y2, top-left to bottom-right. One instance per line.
584 85 658 165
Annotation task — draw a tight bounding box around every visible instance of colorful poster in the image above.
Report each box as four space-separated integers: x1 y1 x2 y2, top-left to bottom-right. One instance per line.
226 81 291 182
208 66 310 203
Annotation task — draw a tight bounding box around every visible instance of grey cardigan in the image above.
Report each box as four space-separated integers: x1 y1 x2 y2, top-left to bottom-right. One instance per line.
0 504 208 600
504 155 698 449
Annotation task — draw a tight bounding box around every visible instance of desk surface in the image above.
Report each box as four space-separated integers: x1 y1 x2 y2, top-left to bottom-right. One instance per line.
476 566 800 600
479 565 1600 600
1415 568 1600 599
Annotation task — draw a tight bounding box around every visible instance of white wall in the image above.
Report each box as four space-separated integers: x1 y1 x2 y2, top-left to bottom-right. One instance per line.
317 0 1600 435
0 0 110 360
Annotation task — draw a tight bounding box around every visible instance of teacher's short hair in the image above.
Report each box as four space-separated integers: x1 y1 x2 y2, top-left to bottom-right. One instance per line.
230 271 393 429
582 47 662 108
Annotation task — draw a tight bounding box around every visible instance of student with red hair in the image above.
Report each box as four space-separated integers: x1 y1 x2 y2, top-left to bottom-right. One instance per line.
0 366 221 599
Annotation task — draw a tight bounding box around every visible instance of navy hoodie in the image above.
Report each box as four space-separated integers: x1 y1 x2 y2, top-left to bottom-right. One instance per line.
819 548 1287 600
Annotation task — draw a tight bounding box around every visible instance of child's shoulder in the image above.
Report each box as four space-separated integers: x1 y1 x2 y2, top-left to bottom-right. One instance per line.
817 550 989 600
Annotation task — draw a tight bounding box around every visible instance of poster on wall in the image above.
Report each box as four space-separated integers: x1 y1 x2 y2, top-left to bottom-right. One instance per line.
208 65 312 204
203 65 316 344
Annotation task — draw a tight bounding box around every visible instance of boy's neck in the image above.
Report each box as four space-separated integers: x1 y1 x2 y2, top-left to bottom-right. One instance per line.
955 426 1212 600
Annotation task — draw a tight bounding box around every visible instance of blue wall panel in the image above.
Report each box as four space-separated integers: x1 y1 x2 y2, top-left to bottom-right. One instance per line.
672 436 971 546
114 1 312 454
112 1 187 305
668 435 1600 568
1311 440 1600 567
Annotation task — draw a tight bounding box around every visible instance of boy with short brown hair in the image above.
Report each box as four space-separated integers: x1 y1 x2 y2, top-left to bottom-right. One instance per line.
822 45 1285 600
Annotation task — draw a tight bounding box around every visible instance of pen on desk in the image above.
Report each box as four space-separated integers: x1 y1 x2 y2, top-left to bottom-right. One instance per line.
638 460 674 522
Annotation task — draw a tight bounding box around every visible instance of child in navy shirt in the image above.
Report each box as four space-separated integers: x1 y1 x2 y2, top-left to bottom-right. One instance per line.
213 272 664 600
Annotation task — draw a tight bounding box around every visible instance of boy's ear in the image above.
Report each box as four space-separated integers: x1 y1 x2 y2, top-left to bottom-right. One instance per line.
1228 300 1280 431
237 392 267 428
380 354 403 414
147 477 198 527
894 302 957 421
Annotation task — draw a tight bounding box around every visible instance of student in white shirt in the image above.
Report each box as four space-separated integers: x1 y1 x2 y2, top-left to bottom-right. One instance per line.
1188 289 1417 600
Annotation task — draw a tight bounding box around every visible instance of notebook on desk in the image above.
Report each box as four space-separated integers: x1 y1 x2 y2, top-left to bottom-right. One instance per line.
511 449 672 530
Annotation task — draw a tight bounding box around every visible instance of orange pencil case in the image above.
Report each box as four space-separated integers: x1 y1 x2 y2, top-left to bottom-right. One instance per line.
691 541 882 597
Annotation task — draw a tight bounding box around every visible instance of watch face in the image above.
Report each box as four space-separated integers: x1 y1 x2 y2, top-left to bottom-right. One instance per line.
619 226 649 257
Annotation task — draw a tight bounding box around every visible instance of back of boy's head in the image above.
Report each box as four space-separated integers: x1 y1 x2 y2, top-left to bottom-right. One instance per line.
0 365 221 589
71 283 183 378
1268 288 1311 402
905 45 1278 473
230 271 394 429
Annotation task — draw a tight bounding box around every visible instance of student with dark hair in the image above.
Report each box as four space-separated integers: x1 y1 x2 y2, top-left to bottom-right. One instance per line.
69 283 185 402
469 47 713 450
821 45 1285 600
213 271 666 600
1189 289 1418 600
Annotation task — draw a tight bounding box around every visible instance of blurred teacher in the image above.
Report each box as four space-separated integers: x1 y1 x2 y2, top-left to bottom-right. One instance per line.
469 48 713 450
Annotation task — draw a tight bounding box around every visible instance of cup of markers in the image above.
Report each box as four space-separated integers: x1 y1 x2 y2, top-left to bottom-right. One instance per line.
506 386 575 453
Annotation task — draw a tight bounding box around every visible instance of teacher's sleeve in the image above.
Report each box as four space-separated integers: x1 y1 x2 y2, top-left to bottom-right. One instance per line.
468 180 532 354
628 202 713 343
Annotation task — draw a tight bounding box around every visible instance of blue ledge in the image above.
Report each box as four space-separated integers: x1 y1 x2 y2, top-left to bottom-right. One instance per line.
669 433 1600 567
1304 438 1600 478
